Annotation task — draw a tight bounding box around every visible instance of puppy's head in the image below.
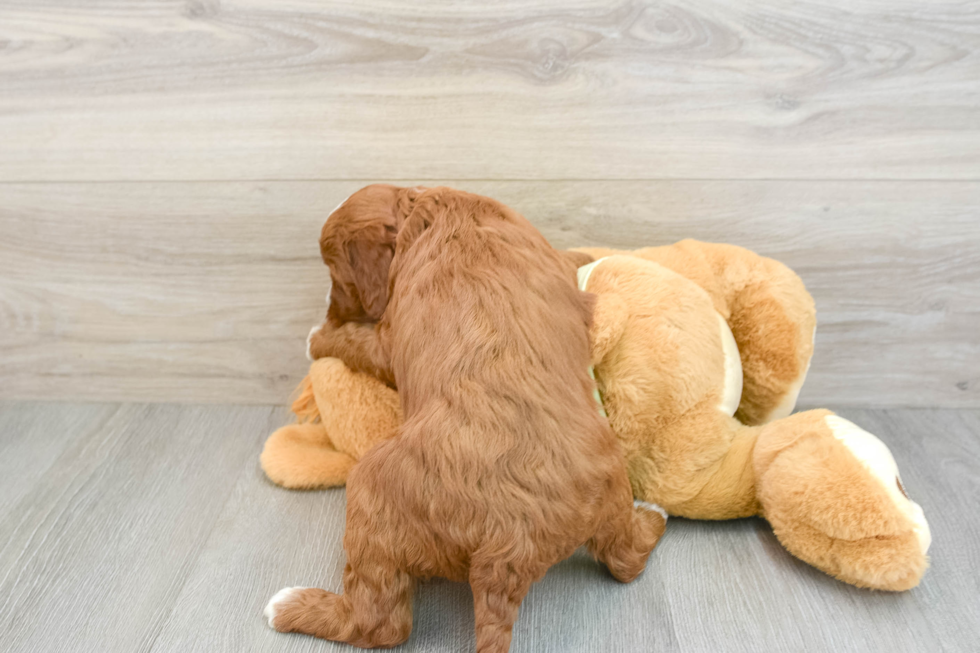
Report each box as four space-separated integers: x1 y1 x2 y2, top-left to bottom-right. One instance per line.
320 184 423 325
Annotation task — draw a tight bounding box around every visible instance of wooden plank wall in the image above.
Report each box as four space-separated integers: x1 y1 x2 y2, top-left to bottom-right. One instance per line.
1 1 978 407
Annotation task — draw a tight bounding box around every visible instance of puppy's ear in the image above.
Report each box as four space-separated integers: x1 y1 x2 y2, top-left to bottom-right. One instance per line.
348 230 395 320
395 201 434 254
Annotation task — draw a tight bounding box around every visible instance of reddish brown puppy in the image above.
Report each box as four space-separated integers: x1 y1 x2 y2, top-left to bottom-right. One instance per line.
267 186 665 653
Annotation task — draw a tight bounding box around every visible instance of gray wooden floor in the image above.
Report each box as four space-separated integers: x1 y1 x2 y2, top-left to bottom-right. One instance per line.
0 402 977 652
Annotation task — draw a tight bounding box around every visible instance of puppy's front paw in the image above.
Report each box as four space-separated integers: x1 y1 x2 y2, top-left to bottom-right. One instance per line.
264 586 308 630
306 324 323 362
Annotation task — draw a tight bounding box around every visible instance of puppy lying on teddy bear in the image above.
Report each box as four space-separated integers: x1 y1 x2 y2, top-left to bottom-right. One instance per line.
263 193 930 593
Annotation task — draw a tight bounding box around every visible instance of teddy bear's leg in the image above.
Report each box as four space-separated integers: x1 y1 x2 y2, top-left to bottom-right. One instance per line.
648 240 815 426
578 241 817 426
625 405 764 521
309 357 403 460
726 253 815 426
261 423 357 490
753 409 931 591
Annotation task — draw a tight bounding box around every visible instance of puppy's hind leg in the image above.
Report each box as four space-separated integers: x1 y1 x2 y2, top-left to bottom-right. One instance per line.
265 560 414 648
265 456 415 647
469 554 537 653
587 471 667 583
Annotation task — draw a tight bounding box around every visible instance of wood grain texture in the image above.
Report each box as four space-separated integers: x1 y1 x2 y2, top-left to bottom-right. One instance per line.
0 403 977 652
0 402 115 526
0 1 978 181
2 180 977 407
0 402 279 653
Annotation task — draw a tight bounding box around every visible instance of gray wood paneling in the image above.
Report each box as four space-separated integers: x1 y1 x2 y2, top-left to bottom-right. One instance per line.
2 181 977 407
1 1 977 406
0 1 978 181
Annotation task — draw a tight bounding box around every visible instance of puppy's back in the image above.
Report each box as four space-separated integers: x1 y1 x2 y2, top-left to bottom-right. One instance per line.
389 191 594 411
383 190 615 526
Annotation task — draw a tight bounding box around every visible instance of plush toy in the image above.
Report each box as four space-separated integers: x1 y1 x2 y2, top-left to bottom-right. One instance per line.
261 240 931 591
261 356 402 490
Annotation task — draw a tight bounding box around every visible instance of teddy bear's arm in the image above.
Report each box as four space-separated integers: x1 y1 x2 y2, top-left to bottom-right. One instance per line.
589 292 629 367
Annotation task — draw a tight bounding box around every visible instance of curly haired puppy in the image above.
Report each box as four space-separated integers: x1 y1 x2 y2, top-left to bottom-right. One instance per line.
266 185 665 652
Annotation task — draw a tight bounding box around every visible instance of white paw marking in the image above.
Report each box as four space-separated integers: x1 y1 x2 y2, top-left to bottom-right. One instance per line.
306 324 323 362
264 586 307 629
824 415 931 554
634 499 668 521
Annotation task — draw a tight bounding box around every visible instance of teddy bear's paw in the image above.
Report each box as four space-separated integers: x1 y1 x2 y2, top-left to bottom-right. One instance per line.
264 586 309 630
306 324 323 362
634 499 669 521
824 415 931 555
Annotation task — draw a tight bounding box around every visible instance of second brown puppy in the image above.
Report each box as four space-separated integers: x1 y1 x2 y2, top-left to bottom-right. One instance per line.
266 185 665 653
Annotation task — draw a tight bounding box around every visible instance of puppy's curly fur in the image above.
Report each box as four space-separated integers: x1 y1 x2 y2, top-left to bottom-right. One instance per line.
272 185 664 653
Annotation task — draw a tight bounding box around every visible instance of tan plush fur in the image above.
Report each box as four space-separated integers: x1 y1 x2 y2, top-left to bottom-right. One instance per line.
574 240 816 426
753 410 929 591
264 240 929 593
582 255 929 591
582 255 765 519
261 357 401 489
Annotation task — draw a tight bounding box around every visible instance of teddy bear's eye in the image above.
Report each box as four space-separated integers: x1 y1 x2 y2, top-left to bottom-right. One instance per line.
896 477 909 500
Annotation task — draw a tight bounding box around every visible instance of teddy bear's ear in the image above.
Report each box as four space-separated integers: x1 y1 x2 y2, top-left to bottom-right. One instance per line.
589 292 629 367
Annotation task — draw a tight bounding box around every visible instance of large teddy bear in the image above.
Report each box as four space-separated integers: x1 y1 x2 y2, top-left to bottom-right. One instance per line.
262 240 931 591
